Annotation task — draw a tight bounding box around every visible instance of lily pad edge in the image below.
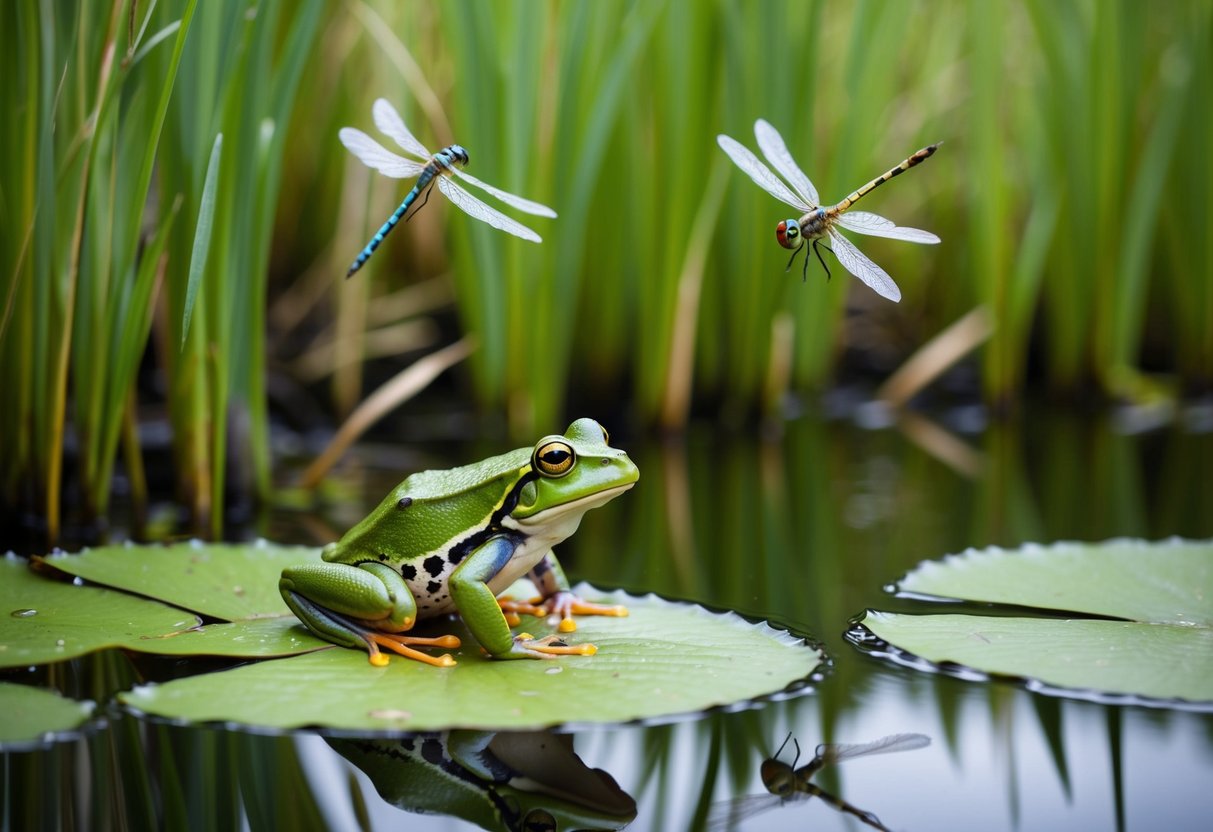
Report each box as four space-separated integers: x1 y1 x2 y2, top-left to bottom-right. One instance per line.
846 610 1213 713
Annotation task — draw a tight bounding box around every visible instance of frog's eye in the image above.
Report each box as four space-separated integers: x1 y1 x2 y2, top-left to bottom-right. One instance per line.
598 422 610 445
522 809 556 832
533 440 576 477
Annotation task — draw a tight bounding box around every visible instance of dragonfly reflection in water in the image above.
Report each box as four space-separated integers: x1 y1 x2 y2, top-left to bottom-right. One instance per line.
339 99 556 277
717 120 941 302
708 732 931 831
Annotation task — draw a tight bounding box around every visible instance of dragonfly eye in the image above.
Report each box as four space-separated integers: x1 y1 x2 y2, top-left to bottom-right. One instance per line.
776 219 802 250
450 144 470 166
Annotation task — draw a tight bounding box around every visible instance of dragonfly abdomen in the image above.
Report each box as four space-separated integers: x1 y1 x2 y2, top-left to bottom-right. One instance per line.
834 142 941 213
346 178 428 277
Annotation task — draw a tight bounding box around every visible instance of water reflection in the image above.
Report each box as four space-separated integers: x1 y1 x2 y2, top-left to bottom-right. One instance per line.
707 732 931 831
4 407 1212 829
328 731 635 831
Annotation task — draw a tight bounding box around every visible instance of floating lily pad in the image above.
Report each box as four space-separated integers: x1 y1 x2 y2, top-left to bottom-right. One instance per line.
0 556 198 668
132 617 328 658
851 538 1213 706
42 540 321 620
0 682 96 749
121 585 822 731
2 546 331 665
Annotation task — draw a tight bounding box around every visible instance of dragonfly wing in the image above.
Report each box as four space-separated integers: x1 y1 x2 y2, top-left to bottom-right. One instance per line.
716 134 811 212
706 794 805 831
815 733 931 765
836 211 940 244
453 169 557 217
339 128 428 179
754 119 820 207
828 228 902 302
438 175 542 242
371 98 431 160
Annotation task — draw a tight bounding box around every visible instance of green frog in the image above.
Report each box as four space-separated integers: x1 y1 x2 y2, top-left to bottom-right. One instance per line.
280 418 638 666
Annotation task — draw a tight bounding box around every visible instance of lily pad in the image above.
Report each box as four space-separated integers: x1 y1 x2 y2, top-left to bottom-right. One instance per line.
2 547 331 665
120 585 822 731
0 682 96 748
851 538 1213 706
42 540 320 620
130 617 328 658
0 556 198 668
896 537 1212 624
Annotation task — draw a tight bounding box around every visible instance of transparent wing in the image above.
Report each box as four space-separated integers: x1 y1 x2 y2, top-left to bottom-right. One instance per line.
716 134 811 212
828 228 902 303
836 211 940 244
371 98 430 160
338 128 427 179
706 793 808 831
438 175 542 242
754 119 820 208
815 733 931 764
453 169 557 218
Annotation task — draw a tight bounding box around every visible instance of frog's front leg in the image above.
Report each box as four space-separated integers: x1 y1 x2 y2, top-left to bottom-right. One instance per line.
499 552 629 634
450 538 596 660
280 561 460 667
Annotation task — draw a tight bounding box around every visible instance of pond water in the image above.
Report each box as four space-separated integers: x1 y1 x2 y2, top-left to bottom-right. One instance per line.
5 402 1212 830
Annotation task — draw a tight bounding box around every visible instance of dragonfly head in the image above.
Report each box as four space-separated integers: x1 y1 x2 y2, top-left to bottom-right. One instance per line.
760 760 798 798
449 144 470 167
776 219 802 250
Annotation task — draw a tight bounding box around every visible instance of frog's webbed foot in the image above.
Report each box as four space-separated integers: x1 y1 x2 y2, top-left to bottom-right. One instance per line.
500 633 598 659
362 631 461 668
500 591 628 634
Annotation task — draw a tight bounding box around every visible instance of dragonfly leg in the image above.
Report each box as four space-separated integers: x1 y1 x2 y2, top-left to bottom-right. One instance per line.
785 244 806 280
812 240 833 283
405 181 437 223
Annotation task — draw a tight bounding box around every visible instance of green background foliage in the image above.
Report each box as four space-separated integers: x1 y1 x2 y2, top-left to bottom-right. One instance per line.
2 0 1209 536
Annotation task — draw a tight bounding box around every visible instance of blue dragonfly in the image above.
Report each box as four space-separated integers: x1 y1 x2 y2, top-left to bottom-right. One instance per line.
340 99 556 277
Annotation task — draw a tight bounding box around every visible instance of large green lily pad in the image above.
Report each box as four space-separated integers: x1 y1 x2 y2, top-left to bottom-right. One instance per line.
852 538 1213 706
0 682 96 748
2 546 330 666
0 556 198 668
121 586 822 731
43 540 319 620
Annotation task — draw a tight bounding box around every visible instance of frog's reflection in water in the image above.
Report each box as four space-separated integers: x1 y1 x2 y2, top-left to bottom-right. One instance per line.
329 729 637 832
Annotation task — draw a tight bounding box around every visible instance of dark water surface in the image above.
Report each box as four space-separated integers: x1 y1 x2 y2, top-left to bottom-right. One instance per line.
5 404 1212 830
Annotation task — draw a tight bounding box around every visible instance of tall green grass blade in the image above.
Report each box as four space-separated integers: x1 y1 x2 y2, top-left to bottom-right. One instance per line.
94 197 181 516
131 21 180 68
181 133 221 350
1101 38 1190 395
968 0 1009 404
245 0 324 497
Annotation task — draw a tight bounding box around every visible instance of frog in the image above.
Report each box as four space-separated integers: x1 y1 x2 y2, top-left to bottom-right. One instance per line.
280 418 638 667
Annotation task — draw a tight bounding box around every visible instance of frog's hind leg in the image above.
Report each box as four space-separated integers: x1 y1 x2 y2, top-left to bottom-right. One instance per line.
280 561 461 667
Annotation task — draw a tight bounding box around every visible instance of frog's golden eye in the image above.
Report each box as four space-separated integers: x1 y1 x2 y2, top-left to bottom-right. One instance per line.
533 440 576 477
522 809 556 832
598 422 610 445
